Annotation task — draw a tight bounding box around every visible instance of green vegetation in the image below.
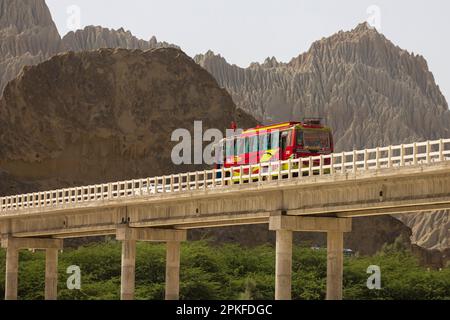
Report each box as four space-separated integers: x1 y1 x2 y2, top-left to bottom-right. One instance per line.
0 240 448 300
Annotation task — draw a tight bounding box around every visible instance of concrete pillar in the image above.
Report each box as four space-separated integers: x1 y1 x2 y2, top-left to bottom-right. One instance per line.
326 231 344 300
5 245 19 300
45 248 59 300
275 229 292 300
120 239 136 300
165 241 181 300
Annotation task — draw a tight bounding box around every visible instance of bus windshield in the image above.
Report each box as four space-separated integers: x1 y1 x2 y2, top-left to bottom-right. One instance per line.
298 129 330 149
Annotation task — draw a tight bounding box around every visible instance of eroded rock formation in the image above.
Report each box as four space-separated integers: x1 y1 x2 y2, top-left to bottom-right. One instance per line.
195 23 450 250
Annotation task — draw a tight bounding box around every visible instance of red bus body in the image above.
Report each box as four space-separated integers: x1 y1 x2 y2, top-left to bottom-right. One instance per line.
215 119 334 173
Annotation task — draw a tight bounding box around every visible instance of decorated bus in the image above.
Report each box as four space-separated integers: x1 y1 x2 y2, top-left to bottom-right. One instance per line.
215 118 334 181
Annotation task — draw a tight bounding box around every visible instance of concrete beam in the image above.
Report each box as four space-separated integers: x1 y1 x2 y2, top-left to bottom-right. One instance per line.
116 226 187 242
269 215 352 232
1 235 63 250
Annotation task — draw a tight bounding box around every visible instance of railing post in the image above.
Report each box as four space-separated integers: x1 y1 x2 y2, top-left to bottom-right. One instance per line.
268 162 273 181
352 150 356 173
308 157 313 176
439 139 444 161
288 159 292 179
400 144 405 166
413 142 417 165
139 180 143 196
330 154 334 175
184 175 189 191
364 149 369 170
239 165 243 184
195 173 199 189
341 152 345 173
319 155 323 176
387 146 392 168
170 175 174 193
375 147 380 169
426 141 431 164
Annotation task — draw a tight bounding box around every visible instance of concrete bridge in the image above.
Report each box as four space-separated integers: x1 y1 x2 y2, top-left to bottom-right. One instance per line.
1 139 450 300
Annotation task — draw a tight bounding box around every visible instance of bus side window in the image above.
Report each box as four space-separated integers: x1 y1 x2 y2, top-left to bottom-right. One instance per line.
259 133 268 151
249 136 258 153
245 137 250 154
236 137 245 155
296 129 304 147
270 131 279 149
225 138 235 159
215 141 224 166
280 131 288 153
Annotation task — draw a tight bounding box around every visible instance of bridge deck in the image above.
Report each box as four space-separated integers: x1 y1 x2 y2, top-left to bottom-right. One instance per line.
0 139 449 237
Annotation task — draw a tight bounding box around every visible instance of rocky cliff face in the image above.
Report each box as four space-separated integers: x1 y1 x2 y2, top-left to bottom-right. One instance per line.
0 0 61 94
195 23 450 251
0 47 254 189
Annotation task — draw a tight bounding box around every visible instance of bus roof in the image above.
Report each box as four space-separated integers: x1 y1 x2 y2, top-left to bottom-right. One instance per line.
218 121 331 142
241 120 329 135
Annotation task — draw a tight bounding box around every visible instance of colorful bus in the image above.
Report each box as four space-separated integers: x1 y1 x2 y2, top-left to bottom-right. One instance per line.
215 118 334 181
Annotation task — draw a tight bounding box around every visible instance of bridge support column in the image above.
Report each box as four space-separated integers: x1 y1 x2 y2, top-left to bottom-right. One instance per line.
270 215 351 300
326 231 344 300
45 248 59 300
5 245 19 300
165 241 181 300
120 239 136 300
1 235 63 300
275 230 292 300
116 225 187 301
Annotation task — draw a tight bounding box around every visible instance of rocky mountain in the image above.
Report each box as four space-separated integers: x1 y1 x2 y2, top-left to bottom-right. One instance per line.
0 0 61 95
195 23 450 251
0 47 254 191
0 0 176 95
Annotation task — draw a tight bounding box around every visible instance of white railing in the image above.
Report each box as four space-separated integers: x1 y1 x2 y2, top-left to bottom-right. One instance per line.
1 139 450 213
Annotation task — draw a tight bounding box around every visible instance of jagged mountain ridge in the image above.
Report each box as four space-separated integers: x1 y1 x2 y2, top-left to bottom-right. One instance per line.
195 23 450 250
0 0 177 94
0 0 61 95
61 26 178 52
